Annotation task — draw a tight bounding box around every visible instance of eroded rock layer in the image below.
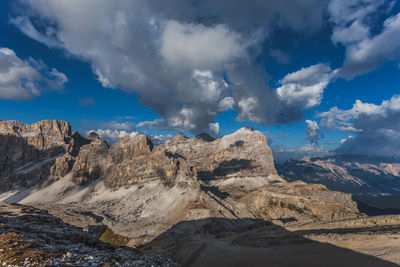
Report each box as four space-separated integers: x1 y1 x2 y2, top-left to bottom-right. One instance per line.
0 120 89 191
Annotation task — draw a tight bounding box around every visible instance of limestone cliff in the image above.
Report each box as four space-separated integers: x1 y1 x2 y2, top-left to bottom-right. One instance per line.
161 127 283 188
0 120 89 191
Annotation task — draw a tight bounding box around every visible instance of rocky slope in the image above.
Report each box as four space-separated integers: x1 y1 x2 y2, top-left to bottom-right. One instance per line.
276 155 400 196
1 119 400 266
0 202 176 266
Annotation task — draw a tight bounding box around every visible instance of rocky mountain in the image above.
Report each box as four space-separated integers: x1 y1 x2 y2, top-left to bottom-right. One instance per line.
276 155 400 196
0 120 89 191
1 119 400 266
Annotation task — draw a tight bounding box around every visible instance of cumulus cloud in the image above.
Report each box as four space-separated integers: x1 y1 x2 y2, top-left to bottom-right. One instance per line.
137 118 220 137
87 129 138 144
237 97 263 123
84 120 138 143
277 63 336 108
100 121 135 131
87 119 176 144
150 134 174 145
11 0 329 134
329 0 400 79
305 120 323 145
318 95 400 157
161 21 250 70
218 96 235 112
0 47 67 100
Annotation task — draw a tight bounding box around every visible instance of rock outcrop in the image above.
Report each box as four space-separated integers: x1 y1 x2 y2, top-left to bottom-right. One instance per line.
162 127 280 184
0 202 177 267
0 120 89 191
71 127 283 190
72 138 109 185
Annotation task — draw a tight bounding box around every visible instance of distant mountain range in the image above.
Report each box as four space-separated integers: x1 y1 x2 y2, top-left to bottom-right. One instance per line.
276 154 400 196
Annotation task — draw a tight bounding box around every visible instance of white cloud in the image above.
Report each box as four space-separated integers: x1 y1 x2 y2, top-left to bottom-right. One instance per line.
137 117 220 137
150 134 174 145
318 95 400 157
46 68 69 90
208 122 220 137
0 47 67 100
328 0 382 28
340 135 354 144
161 21 249 70
218 96 235 112
9 16 61 48
193 70 228 102
237 97 264 123
168 107 197 130
102 121 135 131
332 20 369 45
137 119 166 129
328 0 400 79
340 13 400 79
12 0 329 133
305 120 322 145
277 64 336 108
87 129 138 143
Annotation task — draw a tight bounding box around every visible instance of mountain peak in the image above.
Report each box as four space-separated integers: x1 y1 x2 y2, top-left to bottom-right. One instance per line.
194 133 215 142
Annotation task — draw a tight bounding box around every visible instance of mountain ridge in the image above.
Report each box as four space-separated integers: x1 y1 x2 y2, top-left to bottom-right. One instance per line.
276 154 400 196
1 119 400 266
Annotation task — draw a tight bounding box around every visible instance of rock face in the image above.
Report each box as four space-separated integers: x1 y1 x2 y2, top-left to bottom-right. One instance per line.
0 121 282 192
0 120 89 191
160 127 283 189
75 127 283 190
103 134 198 189
276 155 400 196
232 181 359 221
106 135 160 187
72 138 109 185
0 202 177 267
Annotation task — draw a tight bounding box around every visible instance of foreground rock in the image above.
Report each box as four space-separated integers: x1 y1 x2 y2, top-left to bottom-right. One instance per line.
0 202 177 267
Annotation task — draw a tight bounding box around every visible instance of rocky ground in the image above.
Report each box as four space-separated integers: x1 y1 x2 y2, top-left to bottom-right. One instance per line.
0 202 177 267
140 216 400 267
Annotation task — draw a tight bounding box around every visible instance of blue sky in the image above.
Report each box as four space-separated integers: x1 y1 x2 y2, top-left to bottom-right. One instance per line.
1 0 400 160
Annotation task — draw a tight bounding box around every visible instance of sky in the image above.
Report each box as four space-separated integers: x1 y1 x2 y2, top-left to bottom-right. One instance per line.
0 0 400 161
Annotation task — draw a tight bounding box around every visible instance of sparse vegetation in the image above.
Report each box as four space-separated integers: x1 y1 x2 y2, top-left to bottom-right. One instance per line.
0 232 51 265
99 228 130 247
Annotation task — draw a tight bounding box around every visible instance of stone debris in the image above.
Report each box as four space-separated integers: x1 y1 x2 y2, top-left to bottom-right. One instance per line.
0 203 177 267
